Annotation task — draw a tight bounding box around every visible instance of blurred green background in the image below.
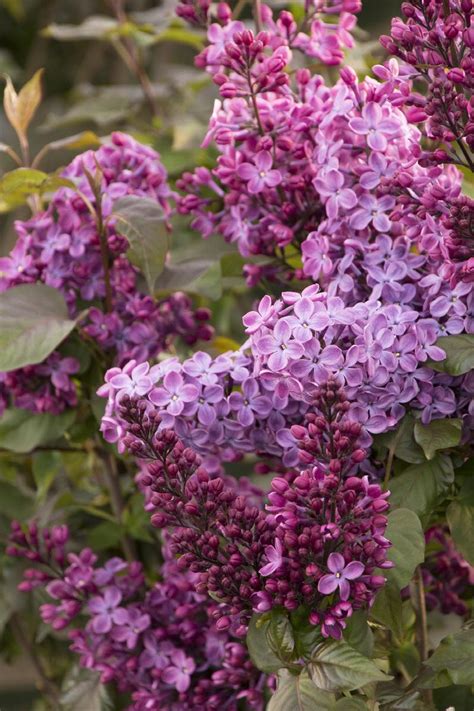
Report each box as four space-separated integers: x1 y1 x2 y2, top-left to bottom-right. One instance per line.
0 0 399 706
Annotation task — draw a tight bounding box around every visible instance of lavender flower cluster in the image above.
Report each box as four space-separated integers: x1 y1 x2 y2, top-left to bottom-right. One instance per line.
98 283 473 473
380 0 474 283
7 522 266 711
178 0 360 69
103 381 392 643
0 133 212 416
421 526 474 616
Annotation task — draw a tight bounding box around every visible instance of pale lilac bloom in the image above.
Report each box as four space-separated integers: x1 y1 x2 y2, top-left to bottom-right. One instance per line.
102 361 157 398
112 607 151 649
161 649 196 692
237 151 282 194
259 538 283 577
318 553 364 601
228 378 272 426
287 297 332 342
350 194 395 232
348 102 400 151
243 294 277 334
359 153 395 190
256 319 305 371
149 371 198 417
194 384 224 426
313 169 357 219
87 587 122 634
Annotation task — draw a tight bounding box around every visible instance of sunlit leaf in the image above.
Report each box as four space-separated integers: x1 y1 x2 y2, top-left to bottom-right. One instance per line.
3 69 43 145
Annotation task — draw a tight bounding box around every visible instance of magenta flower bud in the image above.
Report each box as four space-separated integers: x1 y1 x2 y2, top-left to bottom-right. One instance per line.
216 2 231 22
447 68 465 83
271 477 289 494
340 66 357 85
216 616 231 631
351 449 366 463
290 424 307 440
463 28 474 48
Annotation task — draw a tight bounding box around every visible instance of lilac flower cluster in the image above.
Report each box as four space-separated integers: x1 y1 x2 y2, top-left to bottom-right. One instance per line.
382 0 474 169
380 0 474 284
98 351 309 471
421 526 474 616
98 286 473 466
246 286 474 436
106 387 392 642
0 133 212 415
178 0 360 67
7 522 266 710
177 33 424 274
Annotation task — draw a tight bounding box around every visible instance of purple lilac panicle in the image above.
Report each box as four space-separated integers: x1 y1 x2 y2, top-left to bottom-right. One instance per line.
0 132 213 416
7 523 266 711
110 384 392 641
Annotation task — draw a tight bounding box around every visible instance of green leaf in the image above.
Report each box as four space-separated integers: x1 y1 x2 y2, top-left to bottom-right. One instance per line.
447 495 474 566
343 611 373 658
428 334 474 376
61 666 111 711
158 258 223 300
268 670 335 711
425 629 474 686
375 415 425 464
384 509 425 589
32 451 62 501
388 455 454 519
246 614 285 673
0 480 33 518
43 130 102 153
155 27 205 50
414 419 462 460
334 699 368 710
0 409 75 453
308 640 390 692
266 608 296 662
113 196 169 293
0 168 74 211
370 584 404 640
0 284 77 370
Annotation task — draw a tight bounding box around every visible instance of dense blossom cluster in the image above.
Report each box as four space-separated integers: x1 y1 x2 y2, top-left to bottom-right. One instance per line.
381 0 474 283
98 350 311 471
0 133 212 415
421 526 474 616
178 0 360 68
103 383 392 643
99 284 474 469
7 522 266 710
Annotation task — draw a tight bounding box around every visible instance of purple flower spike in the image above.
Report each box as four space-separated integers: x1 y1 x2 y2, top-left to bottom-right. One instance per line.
318 553 364 601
